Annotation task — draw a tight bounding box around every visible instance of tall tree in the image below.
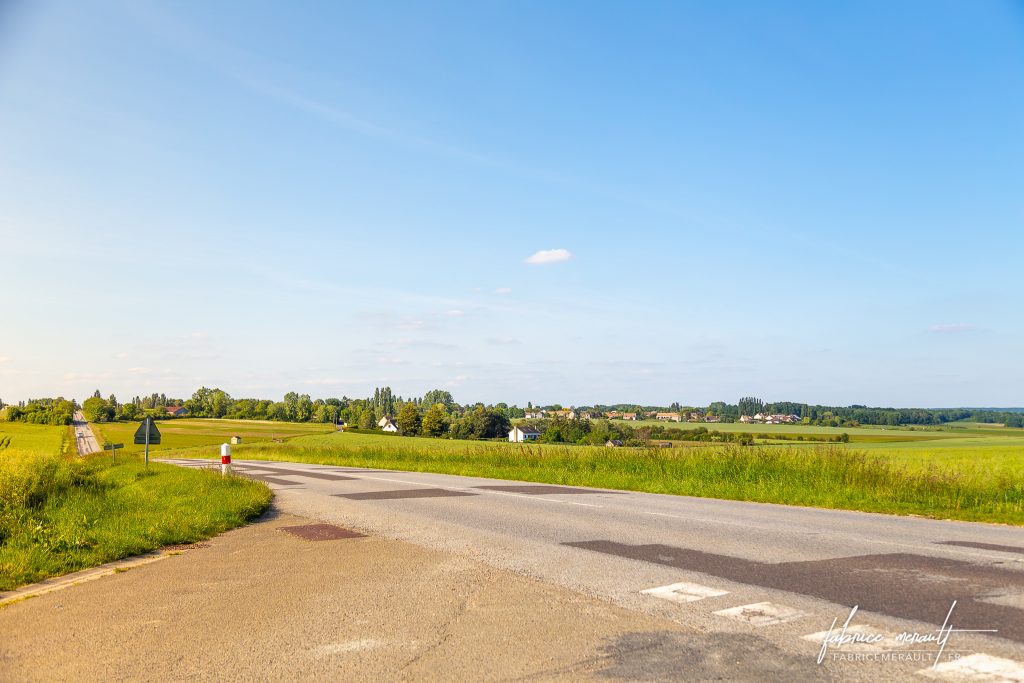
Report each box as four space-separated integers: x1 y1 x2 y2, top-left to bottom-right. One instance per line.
421 404 449 437
397 402 421 435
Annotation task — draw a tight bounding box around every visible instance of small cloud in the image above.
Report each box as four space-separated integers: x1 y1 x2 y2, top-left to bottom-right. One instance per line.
525 248 573 265
63 371 111 383
189 331 209 340
444 309 464 317
394 338 457 349
486 337 520 346
928 323 975 334
495 287 512 295
127 367 180 379
115 351 130 359
0 355 11 363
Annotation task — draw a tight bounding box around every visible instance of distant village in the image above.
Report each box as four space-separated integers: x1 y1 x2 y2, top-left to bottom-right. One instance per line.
506 408 804 443
520 408 801 425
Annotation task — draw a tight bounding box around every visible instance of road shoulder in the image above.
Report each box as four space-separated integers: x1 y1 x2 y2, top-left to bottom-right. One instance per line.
0 507 700 681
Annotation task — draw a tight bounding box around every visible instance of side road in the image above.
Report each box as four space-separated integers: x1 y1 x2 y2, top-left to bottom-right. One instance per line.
72 410 100 456
0 509 716 682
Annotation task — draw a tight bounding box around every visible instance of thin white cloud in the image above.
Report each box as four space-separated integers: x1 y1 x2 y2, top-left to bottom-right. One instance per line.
445 309 464 317
495 287 512 295
928 323 975 334
525 248 573 265
63 371 111 383
0 356 11 363
486 337 521 346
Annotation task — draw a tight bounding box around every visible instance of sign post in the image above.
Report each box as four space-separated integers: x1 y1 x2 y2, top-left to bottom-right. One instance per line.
220 443 232 476
105 442 124 464
133 418 161 467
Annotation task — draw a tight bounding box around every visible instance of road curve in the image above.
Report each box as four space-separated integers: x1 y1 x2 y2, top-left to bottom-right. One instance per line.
160 456 1024 681
72 410 101 455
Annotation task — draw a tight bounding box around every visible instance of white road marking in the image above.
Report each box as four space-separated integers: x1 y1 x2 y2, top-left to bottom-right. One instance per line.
917 653 1024 681
641 581 729 603
713 601 808 626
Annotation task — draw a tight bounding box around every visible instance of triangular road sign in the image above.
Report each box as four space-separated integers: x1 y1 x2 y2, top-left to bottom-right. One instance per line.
133 419 161 445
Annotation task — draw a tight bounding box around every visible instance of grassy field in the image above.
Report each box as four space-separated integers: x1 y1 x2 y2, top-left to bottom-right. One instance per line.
0 422 272 591
0 422 72 455
167 429 1024 525
92 418 335 456
612 419 972 442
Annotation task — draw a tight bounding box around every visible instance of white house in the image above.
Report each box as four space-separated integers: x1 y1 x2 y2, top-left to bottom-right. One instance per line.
508 425 541 442
377 416 393 428
381 418 399 433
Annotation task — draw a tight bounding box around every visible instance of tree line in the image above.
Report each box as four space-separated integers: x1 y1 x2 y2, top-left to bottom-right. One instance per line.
1 398 77 425
4 388 1022 431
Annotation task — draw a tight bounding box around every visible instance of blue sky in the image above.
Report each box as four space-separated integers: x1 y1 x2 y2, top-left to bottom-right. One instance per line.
1 0 1022 407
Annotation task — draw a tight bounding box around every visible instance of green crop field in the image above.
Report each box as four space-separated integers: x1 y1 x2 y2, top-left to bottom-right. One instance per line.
615 419 962 438
0 422 71 455
92 418 336 456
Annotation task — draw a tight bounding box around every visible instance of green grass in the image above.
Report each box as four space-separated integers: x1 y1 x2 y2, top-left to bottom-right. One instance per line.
0 423 272 591
854 442 1024 483
175 431 1024 525
0 422 71 455
91 418 335 455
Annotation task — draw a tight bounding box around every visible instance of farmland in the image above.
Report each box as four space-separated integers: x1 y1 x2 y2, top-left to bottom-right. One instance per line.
638 420 1024 480
91 418 336 456
614 418 966 443
0 422 71 455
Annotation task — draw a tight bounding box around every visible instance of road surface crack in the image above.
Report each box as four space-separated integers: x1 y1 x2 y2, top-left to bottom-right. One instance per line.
398 577 488 675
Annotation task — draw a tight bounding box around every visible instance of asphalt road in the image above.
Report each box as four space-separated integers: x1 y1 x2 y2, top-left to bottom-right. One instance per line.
72 410 100 455
1 512 697 681
159 456 1024 681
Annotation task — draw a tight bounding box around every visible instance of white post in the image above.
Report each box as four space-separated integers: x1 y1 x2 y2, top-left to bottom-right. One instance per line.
220 443 232 476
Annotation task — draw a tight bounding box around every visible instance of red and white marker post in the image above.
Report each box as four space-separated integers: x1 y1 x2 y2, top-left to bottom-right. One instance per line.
220 443 232 476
